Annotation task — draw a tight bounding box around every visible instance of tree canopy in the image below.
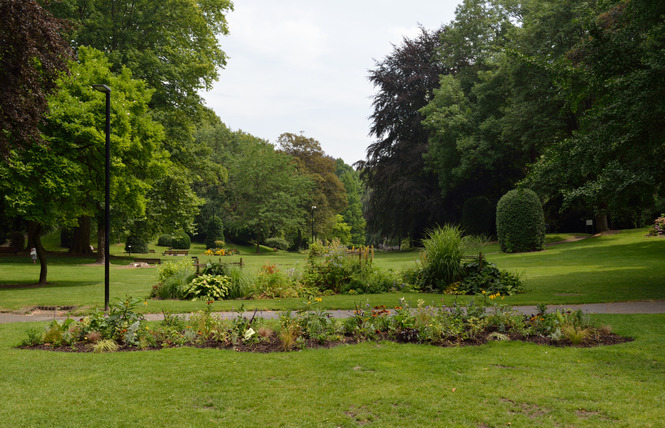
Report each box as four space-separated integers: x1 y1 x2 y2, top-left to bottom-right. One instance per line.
0 0 72 157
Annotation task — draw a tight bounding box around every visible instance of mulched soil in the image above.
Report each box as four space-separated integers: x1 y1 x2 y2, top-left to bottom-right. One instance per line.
20 330 632 354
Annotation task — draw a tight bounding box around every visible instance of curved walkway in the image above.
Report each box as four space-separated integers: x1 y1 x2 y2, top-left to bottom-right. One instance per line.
1 300 664 324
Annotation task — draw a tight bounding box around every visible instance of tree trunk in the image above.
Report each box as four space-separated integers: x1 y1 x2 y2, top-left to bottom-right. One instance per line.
69 216 93 255
255 230 260 254
96 216 106 264
27 221 47 284
595 213 610 233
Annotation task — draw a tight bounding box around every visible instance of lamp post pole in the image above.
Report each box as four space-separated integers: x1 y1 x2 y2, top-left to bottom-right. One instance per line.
92 84 111 311
311 206 316 244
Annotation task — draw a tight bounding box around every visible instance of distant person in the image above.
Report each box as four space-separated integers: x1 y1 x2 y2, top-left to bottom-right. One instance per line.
30 247 37 264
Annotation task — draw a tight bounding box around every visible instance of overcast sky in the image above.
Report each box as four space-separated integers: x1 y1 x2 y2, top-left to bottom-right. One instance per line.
202 0 461 166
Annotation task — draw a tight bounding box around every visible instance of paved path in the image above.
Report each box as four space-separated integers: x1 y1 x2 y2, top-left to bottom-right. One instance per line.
1 300 664 324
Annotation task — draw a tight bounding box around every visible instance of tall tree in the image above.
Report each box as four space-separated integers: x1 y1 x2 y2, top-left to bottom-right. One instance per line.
277 133 347 241
525 0 665 230
0 0 72 157
43 47 169 267
224 134 312 253
358 26 447 243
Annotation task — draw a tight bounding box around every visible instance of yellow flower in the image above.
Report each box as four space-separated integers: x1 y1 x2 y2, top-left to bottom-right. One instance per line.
481 290 486 294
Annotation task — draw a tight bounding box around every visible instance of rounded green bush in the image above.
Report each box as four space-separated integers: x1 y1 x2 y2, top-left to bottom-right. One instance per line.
496 189 546 253
170 231 191 249
124 235 148 253
462 196 495 237
157 234 172 247
264 237 289 251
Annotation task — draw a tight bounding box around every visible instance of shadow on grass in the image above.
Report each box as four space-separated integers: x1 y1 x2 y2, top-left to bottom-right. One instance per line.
0 280 100 290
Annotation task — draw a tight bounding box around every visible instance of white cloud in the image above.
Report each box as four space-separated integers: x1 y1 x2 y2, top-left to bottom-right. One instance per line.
203 1 460 165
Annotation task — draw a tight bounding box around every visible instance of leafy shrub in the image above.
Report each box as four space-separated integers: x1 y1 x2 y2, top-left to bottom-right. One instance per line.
462 196 495 237
496 189 546 253
202 262 252 299
253 264 303 298
170 231 191 249
450 258 524 295
157 234 172 247
303 240 376 294
152 258 195 299
124 234 148 253
183 274 230 301
265 237 290 251
205 217 224 249
653 215 665 235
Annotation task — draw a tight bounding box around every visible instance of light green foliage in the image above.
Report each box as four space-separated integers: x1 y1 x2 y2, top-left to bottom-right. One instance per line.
183 274 230 301
417 225 467 291
329 215 353 246
48 0 233 110
153 258 196 299
335 159 366 245
92 339 118 353
496 189 546 253
223 135 313 253
302 241 397 294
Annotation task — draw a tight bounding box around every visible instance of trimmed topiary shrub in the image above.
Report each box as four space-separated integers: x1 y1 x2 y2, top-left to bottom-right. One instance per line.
496 189 546 253
124 235 148 253
205 217 224 249
157 234 172 247
462 196 495 237
170 231 191 250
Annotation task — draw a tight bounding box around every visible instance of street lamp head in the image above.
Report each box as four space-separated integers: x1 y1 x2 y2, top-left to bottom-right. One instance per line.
91 84 111 93
312 206 316 210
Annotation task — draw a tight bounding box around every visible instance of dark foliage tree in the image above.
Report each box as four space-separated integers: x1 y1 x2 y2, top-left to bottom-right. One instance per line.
0 0 72 157
358 26 447 243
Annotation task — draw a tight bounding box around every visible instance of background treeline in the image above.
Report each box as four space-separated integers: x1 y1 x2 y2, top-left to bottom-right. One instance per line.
0 0 365 284
359 0 665 245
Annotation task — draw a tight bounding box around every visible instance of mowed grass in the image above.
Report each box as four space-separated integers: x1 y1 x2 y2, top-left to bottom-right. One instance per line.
0 228 663 312
0 314 663 426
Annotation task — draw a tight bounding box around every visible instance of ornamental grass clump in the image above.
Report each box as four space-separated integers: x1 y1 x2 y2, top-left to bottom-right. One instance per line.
417 225 469 291
152 258 196 299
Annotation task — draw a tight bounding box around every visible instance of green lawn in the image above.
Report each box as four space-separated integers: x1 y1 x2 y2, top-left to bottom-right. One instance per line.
0 228 663 313
0 314 663 426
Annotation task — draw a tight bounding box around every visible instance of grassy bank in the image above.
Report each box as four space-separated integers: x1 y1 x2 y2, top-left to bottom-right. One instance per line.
0 314 663 426
0 228 663 312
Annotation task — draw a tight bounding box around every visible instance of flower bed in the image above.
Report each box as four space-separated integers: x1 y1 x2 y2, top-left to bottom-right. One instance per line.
18 297 631 353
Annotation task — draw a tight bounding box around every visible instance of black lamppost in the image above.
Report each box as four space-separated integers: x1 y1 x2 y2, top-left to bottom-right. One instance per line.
311 205 317 244
92 84 111 311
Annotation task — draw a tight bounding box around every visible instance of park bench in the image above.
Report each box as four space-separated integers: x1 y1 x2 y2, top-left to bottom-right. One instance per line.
133 258 161 265
0 247 19 255
163 249 189 256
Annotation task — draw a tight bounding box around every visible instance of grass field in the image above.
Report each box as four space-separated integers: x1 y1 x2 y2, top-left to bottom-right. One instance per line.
0 228 663 313
0 314 663 426
2 229 664 426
